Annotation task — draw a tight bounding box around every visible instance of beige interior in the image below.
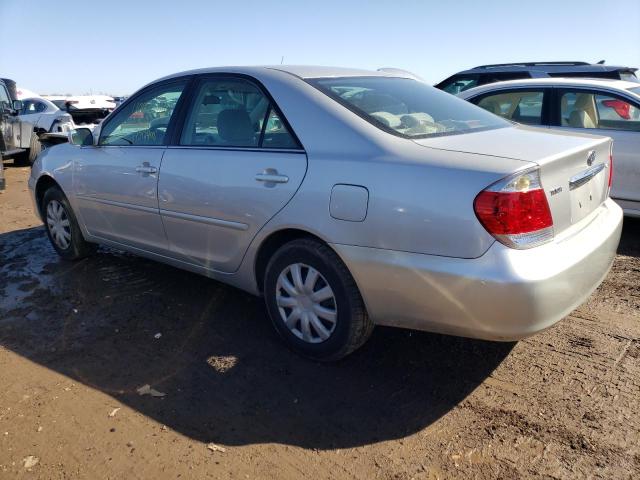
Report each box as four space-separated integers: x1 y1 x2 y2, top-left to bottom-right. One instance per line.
568 93 597 128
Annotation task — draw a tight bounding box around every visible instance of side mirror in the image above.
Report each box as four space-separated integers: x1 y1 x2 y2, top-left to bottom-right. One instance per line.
12 99 23 111
69 128 94 146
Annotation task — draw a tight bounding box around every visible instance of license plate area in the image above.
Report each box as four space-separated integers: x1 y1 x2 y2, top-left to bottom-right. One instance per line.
569 164 606 223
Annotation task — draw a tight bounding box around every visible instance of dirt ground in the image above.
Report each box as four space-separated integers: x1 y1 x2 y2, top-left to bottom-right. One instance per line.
0 161 638 479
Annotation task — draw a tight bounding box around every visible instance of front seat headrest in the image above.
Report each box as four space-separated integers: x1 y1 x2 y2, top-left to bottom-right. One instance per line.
217 109 254 143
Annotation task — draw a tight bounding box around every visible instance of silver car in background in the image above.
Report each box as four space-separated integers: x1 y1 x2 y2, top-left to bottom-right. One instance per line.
458 78 640 217
29 66 622 360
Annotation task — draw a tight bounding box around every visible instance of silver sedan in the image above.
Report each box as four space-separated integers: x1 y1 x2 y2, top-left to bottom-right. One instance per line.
457 77 640 218
29 66 622 360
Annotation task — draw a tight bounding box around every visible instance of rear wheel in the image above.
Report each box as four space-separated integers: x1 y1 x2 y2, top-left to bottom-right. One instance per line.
264 238 373 361
42 186 96 260
14 133 41 166
27 132 42 165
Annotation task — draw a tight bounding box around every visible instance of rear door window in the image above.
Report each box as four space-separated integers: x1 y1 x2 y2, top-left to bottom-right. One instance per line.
179 77 300 149
474 90 545 125
559 90 640 131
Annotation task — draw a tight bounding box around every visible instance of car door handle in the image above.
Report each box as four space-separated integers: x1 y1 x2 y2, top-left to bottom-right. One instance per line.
255 172 289 184
136 164 157 174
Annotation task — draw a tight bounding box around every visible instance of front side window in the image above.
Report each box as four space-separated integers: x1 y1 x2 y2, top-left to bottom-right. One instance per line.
475 90 544 125
180 77 298 148
310 76 510 139
560 90 640 131
99 81 187 146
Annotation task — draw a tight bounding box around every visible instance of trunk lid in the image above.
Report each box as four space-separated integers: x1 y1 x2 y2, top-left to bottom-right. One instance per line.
414 125 612 237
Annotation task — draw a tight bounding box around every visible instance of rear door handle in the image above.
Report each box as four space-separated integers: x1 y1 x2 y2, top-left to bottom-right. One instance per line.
136 163 158 174
255 172 289 184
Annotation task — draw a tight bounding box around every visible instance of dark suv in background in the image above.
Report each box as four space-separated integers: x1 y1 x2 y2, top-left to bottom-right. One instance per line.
436 61 638 94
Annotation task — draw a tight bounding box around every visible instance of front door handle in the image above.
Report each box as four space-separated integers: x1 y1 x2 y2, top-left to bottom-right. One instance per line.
255 171 289 184
136 162 157 174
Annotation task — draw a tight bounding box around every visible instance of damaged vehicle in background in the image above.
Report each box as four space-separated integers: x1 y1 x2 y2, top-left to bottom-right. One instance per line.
44 95 116 128
19 97 75 134
1 77 42 170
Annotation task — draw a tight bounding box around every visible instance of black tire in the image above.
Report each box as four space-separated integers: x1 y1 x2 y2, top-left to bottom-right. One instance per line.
27 132 42 165
264 238 374 361
14 133 41 166
42 186 96 260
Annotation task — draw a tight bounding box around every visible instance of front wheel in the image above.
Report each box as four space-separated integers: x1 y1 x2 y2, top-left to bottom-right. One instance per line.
42 187 96 260
264 238 374 361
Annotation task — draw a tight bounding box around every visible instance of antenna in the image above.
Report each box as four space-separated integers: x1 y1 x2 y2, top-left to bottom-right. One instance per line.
280 56 284 65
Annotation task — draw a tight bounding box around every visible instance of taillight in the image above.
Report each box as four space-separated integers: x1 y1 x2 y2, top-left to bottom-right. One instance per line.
474 169 553 249
608 147 613 194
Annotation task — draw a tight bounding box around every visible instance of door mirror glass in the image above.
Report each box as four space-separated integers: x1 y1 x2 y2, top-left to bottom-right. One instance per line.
12 99 23 111
70 128 94 146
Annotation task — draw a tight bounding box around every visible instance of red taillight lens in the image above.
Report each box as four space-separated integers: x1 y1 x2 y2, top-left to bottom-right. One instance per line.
475 189 553 234
474 169 554 249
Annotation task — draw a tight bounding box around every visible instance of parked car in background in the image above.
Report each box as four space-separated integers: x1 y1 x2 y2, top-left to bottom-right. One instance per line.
19 97 75 134
0 77 41 172
436 61 638 94
111 96 128 107
459 78 640 217
44 95 116 127
30 66 622 360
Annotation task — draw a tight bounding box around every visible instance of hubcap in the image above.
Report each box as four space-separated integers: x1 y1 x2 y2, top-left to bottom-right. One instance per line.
46 199 71 250
275 263 337 344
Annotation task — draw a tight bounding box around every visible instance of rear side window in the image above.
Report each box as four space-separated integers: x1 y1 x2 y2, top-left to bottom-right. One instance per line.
180 77 299 149
475 90 544 125
560 90 640 131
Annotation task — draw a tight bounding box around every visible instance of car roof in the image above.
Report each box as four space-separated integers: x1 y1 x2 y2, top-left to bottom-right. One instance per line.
456 62 636 75
156 65 404 83
458 77 640 98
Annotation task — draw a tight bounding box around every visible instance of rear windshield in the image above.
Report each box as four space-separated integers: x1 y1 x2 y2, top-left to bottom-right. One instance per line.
309 76 510 139
629 87 640 96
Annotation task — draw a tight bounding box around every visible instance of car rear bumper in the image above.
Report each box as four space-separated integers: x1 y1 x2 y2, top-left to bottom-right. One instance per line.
332 198 623 341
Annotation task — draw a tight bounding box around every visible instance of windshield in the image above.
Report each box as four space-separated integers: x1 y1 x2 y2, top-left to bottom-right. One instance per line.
309 76 510 139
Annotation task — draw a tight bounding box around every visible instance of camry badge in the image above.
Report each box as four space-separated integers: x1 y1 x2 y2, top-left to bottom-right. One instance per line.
586 150 596 166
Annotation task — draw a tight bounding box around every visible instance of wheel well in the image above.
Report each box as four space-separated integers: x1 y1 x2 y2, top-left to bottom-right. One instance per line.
254 229 327 293
35 176 60 219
